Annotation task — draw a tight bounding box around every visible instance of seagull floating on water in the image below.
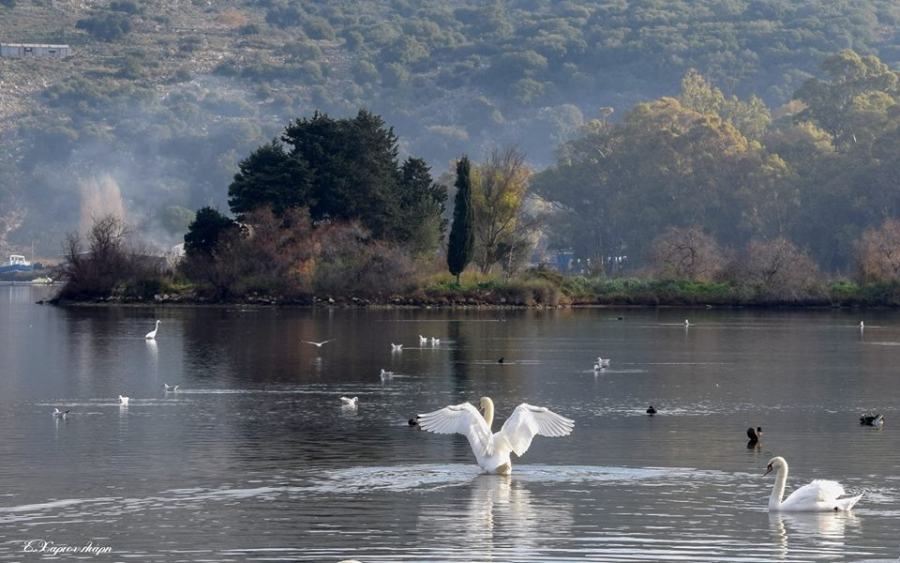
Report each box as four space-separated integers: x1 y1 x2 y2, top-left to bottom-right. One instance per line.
416 396 574 474
119 395 130 406
764 456 862 512
302 339 334 347
53 408 69 419
594 357 610 370
164 383 180 392
340 396 358 407
391 343 403 352
145 319 161 339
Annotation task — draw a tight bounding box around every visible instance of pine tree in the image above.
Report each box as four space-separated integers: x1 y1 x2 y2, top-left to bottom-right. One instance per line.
447 156 475 283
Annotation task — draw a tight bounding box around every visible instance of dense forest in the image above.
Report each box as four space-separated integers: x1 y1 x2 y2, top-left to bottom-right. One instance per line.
55 50 900 306
3 0 900 261
7 0 900 308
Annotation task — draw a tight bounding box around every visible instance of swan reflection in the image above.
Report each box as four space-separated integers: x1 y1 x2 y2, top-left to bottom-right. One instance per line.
769 511 859 558
419 474 573 554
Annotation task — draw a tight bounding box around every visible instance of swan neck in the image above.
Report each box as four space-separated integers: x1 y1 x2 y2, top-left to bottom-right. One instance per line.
482 398 494 428
770 463 787 509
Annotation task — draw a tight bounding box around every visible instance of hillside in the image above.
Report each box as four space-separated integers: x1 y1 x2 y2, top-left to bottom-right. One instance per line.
2 0 900 258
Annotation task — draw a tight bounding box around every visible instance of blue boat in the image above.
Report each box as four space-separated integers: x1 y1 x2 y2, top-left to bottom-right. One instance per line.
0 255 34 274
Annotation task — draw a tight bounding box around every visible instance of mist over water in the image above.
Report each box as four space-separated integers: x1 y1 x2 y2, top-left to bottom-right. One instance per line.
1 285 899 561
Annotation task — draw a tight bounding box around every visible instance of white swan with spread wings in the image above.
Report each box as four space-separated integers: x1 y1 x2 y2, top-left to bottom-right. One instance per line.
416 397 574 475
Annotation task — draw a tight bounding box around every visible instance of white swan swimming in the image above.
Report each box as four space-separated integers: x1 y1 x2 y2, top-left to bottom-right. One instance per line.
119 395 130 406
380 369 393 380
416 396 574 475
391 343 403 351
419 335 428 344
340 396 358 407
593 357 610 370
764 456 862 512
431 337 440 345
145 319 161 339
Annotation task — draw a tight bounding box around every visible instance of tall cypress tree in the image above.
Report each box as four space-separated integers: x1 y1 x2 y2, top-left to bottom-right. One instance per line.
447 156 475 283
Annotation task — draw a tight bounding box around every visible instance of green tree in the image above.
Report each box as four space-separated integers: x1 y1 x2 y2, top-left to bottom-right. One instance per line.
794 50 899 142
183 207 237 257
397 157 448 256
227 140 312 220
447 156 475 283
471 145 535 274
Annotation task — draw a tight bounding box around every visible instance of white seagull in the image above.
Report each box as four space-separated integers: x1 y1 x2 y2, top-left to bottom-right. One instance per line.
53 408 69 419
145 319 161 339
340 396 358 407
417 396 574 474
302 339 334 347
764 456 862 512
119 395 130 406
594 357 610 370
164 383 180 392
391 343 403 352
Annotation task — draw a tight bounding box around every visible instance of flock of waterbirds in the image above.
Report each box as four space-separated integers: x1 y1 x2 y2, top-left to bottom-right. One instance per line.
52 318 880 529
331 319 877 515
50 319 177 419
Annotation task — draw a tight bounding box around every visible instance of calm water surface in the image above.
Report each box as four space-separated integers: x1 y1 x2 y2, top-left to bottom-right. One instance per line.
1 284 899 562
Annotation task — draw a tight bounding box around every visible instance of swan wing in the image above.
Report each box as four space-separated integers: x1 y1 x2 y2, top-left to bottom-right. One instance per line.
781 479 850 510
417 402 493 461
498 403 574 457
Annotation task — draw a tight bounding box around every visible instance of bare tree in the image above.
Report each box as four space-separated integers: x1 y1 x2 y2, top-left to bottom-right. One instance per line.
856 218 900 282
648 226 725 281
741 237 822 300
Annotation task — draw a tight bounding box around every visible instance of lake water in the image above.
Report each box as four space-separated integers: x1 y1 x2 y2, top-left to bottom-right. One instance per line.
1 283 899 562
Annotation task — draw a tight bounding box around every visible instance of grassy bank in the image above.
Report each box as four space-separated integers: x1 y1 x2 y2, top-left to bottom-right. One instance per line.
49 265 900 309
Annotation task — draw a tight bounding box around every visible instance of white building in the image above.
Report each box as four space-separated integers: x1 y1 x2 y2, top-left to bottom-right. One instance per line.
0 43 71 58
